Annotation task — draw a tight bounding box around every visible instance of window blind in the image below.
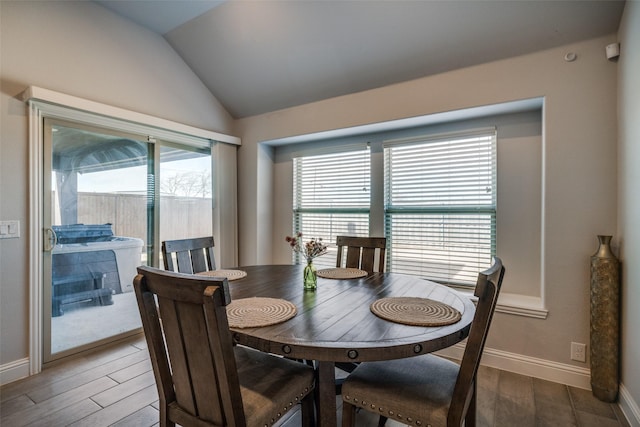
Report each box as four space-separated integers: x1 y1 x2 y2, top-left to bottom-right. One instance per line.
384 129 497 285
293 149 370 269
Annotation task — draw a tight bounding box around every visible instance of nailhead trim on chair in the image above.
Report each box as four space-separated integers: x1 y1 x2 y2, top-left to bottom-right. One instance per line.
264 386 311 426
344 395 423 426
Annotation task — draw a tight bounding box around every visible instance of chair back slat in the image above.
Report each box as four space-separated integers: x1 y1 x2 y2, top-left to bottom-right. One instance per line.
448 257 505 425
166 298 228 423
134 266 245 426
336 236 387 273
176 251 197 274
136 290 176 424
162 236 216 274
345 246 363 269
359 247 377 272
189 249 209 273
156 297 199 416
202 288 247 427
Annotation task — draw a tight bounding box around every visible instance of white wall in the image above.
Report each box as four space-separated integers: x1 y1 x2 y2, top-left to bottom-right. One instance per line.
236 34 619 372
0 1 234 368
617 1 640 421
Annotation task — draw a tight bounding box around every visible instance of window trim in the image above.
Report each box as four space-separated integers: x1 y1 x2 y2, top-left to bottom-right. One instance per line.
22 86 240 146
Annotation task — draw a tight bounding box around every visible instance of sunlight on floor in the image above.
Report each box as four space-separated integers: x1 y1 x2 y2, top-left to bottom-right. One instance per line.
51 292 141 354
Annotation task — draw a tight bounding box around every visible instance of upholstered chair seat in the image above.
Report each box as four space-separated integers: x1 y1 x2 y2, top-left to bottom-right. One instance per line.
235 345 314 426
343 354 459 426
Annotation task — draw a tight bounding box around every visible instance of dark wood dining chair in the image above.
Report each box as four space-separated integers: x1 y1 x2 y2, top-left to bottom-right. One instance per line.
133 266 316 427
341 257 505 427
336 236 387 274
161 236 216 274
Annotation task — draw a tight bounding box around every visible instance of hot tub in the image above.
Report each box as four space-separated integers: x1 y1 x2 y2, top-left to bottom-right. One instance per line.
52 224 144 294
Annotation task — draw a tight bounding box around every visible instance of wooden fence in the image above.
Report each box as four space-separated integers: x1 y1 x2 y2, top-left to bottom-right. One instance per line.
77 193 213 243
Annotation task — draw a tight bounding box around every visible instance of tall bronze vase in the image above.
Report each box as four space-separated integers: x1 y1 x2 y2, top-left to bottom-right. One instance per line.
590 235 620 402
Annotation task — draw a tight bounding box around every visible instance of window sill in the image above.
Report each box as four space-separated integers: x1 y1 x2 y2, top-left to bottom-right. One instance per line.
453 288 548 319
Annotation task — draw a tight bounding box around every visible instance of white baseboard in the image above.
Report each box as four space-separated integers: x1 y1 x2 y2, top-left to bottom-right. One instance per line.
0 357 30 386
436 343 591 389
619 383 640 427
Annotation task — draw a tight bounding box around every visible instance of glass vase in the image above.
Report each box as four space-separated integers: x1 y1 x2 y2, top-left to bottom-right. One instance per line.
303 260 317 291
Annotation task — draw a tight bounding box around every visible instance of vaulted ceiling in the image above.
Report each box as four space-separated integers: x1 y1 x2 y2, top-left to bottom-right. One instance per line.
96 0 625 119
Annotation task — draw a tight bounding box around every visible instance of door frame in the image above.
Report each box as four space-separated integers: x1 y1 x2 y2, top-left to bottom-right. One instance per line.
25 86 239 374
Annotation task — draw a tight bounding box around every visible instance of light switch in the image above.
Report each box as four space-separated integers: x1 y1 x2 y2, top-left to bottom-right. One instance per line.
0 220 20 239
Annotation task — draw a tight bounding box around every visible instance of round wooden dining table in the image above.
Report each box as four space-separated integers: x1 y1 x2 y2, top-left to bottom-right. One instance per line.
224 264 475 427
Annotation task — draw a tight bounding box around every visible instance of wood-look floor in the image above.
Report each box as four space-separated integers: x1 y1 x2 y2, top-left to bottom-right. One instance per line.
0 335 630 427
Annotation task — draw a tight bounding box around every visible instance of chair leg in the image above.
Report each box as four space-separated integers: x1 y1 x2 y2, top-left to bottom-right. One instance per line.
313 367 321 423
342 401 357 427
159 403 175 427
377 415 388 427
301 392 315 427
465 381 477 427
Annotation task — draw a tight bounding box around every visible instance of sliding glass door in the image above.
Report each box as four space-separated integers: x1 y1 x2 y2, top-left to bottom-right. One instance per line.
43 118 213 362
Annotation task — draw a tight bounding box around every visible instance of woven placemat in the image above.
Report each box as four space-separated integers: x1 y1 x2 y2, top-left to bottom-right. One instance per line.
196 269 247 281
316 267 368 279
370 297 462 326
226 297 297 329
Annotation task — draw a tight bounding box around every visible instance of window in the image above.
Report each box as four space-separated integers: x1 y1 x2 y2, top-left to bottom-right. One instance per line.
384 129 497 286
293 147 370 268
278 103 546 318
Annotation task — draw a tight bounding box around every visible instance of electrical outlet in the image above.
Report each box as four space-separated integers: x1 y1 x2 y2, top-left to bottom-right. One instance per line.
571 342 586 362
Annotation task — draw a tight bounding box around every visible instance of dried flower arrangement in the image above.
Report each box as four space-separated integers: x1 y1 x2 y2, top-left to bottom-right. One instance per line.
285 232 328 263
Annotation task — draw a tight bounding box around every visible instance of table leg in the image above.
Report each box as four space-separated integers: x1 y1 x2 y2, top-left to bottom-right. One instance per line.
316 361 337 427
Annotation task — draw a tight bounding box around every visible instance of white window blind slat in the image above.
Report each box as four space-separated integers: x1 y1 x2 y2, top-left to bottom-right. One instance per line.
385 130 497 286
293 149 371 268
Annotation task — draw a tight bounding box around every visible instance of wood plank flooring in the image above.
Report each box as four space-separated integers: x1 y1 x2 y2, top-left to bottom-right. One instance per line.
0 335 630 427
